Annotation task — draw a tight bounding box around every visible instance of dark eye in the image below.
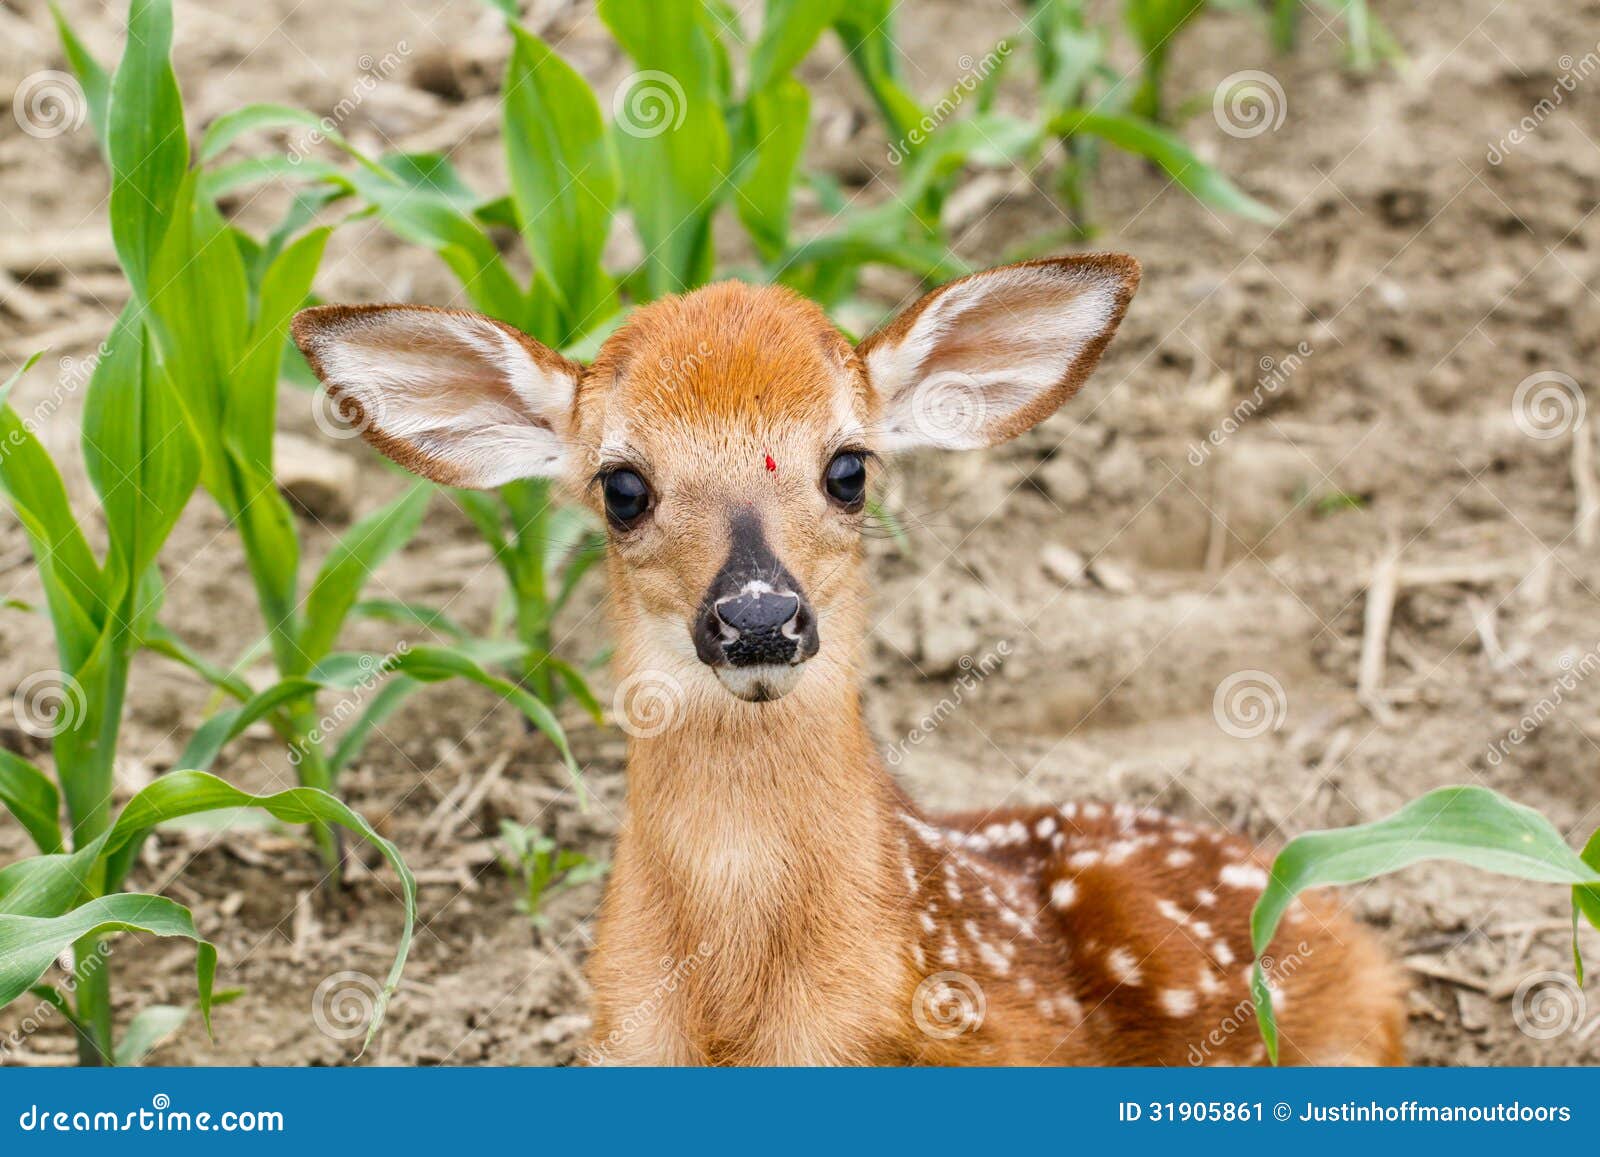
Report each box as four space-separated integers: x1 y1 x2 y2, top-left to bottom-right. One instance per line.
824 451 867 509
602 469 651 528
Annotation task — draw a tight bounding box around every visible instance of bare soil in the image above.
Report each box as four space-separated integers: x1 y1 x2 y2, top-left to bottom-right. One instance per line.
2 0 1598 1066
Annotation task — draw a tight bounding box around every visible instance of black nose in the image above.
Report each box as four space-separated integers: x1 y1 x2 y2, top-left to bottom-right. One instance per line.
714 586 812 667
692 512 821 670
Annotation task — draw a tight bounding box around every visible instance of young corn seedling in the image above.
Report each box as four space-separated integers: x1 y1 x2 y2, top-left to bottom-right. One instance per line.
53 1 581 878
498 821 609 941
1248 785 1600 1062
0 348 415 1065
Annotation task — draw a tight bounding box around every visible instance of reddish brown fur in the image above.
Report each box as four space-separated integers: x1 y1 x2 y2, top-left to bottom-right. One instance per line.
292 260 1406 1067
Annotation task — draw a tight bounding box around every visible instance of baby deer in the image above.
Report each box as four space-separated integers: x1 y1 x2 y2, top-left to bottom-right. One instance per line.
293 255 1404 1066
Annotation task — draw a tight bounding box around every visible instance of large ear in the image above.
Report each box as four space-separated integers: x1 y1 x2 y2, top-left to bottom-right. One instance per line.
858 254 1140 450
291 304 582 489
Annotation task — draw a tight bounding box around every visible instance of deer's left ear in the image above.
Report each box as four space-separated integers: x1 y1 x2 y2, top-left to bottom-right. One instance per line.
858 254 1140 450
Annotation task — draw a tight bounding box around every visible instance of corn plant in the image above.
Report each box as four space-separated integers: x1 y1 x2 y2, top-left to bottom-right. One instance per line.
1249 785 1600 1061
498 821 608 936
52 2 580 877
0 347 416 1064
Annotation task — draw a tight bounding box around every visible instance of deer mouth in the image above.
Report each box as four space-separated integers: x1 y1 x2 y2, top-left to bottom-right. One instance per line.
712 662 807 703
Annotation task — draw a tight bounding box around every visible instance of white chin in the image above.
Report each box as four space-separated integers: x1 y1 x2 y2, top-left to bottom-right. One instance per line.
714 664 805 702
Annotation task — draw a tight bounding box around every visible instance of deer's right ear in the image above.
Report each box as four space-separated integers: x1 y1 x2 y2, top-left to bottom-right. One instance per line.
291 305 582 489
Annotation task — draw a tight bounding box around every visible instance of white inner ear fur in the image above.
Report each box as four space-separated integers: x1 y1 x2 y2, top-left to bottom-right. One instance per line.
310 310 576 489
866 265 1122 451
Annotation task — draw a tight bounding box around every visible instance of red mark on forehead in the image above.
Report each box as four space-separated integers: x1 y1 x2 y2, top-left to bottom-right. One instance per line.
765 452 777 473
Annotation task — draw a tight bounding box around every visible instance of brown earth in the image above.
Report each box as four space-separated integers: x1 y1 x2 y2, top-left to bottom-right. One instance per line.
2 0 1598 1066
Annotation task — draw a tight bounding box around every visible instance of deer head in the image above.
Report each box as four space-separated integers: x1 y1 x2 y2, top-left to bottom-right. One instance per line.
292 255 1140 707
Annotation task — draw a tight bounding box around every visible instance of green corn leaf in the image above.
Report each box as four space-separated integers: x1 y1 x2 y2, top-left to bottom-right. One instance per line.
388 644 583 797
1250 785 1600 1062
115 1003 191 1066
748 0 843 92
297 483 432 666
600 0 731 297
832 0 923 147
1046 108 1278 224
227 452 303 672
106 0 189 303
146 172 252 502
227 225 333 480
341 161 532 325
0 894 217 1033
49 3 111 150
453 489 510 560
201 154 346 201
0 356 105 654
503 23 620 343
329 675 422 777
139 622 255 702
176 678 321 773
0 751 63 856
199 102 357 164
1576 830 1600 982
733 76 809 259
898 112 1042 212
349 599 469 642
79 307 201 607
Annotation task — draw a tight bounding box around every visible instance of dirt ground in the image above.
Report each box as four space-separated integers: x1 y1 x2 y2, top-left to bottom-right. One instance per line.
2 0 1599 1066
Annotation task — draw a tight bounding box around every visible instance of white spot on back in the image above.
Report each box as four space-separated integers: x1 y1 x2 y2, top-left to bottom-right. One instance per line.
1050 879 1079 910
1160 988 1197 1017
1106 948 1143 986
1220 863 1269 890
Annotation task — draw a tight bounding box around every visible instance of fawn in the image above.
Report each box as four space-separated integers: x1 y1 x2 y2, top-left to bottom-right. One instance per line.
293 254 1405 1066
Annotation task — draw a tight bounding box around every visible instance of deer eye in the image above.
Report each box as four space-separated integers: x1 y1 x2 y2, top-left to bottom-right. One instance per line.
602 469 651 527
824 451 866 509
